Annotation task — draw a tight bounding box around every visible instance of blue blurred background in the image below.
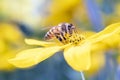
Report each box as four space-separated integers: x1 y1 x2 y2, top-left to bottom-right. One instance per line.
0 0 120 80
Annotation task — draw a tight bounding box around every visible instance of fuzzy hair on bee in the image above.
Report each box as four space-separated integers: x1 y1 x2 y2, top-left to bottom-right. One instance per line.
44 23 76 42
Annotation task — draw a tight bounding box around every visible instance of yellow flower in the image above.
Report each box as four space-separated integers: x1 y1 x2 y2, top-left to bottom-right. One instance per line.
41 0 81 26
9 22 120 71
0 23 24 44
0 51 15 71
0 22 25 70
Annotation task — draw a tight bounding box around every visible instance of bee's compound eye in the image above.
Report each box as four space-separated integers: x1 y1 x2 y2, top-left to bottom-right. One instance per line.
67 24 72 30
67 23 74 28
68 25 72 29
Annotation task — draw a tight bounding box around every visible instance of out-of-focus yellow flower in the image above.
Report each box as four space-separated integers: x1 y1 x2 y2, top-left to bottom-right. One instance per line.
0 22 25 71
9 22 120 71
0 39 6 53
0 51 15 71
0 23 24 43
41 0 81 26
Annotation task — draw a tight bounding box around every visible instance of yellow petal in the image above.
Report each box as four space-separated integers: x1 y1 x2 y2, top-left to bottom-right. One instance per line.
89 22 120 39
88 22 120 47
79 31 96 38
9 46 64 68
85 52 105 75
64 42 91 71
25 39 58 47
101 32 120 47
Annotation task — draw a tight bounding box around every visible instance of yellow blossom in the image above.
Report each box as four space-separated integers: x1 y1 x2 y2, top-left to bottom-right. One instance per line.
0 22 25 70
41 0 81 26
9 22 120 71
0 23 24 44
0 51 15 71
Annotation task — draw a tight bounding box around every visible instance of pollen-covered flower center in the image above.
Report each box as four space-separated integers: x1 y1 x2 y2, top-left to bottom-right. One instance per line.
57 32 85 45
67 34 85 45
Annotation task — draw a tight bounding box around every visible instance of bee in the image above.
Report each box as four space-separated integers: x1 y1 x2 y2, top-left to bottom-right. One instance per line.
44 23 76 43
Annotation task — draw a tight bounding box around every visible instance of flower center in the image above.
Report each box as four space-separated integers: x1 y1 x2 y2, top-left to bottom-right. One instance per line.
57 31 85 45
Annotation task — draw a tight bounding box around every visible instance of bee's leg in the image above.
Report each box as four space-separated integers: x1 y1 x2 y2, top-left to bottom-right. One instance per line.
61 32 66 40
56 35 63 42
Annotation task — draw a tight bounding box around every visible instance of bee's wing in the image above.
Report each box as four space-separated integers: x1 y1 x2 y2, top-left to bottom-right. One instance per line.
40 26 51 31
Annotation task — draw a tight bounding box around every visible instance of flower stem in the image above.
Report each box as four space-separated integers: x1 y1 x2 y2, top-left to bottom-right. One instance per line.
80 72 85 80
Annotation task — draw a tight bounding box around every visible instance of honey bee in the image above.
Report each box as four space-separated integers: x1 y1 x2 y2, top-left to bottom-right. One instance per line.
44 23 76 42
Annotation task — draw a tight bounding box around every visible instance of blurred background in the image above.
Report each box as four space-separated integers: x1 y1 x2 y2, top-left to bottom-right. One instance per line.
0 0 120 80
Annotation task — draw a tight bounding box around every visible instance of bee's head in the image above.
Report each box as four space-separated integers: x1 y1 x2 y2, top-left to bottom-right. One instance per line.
58 23 75 29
